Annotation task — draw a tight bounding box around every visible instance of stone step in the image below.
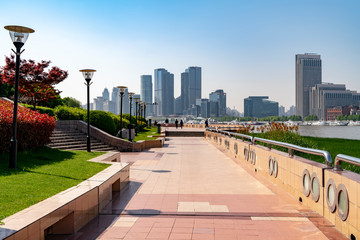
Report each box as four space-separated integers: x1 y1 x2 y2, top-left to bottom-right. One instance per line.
48 127 117 152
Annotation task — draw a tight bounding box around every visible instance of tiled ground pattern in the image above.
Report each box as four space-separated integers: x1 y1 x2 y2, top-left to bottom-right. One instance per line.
67 135 347 240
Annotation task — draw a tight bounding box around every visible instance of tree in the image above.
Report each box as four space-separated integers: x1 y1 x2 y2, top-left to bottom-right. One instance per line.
304 115 318 121
0 55 68 109
63 97 81 108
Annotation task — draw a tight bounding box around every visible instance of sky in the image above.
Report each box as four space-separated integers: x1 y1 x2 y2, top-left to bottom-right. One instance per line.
0 0 360 112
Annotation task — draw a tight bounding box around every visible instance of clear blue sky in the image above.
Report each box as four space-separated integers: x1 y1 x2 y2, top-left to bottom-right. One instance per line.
1 0 360 112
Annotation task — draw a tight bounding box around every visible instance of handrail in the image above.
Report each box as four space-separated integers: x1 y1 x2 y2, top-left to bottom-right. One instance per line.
206 128 332 167
206 128 254 143
334 154 360 171
253 137 332 167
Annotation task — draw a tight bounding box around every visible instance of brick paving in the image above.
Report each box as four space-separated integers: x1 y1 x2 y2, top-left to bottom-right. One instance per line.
69 136 347 240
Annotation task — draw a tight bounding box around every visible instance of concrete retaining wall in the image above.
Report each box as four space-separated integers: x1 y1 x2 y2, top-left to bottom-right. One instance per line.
1 152 129 240
205 130 360 239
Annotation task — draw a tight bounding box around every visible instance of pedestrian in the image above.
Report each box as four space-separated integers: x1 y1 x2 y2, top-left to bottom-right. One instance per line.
165 118 169 127
180 119 184 129
175 119 179 129
205 119 209 128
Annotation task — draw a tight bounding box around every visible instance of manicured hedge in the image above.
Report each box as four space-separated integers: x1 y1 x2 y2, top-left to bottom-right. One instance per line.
21 104 55 116
0 100 56 152
54 106 86 120
83 110 116 136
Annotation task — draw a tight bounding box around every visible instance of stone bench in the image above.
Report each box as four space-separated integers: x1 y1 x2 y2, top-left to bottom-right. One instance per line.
0 152 129 240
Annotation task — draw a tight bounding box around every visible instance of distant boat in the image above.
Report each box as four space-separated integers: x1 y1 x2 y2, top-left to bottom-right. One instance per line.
328 121 348 126
312 121 328 126
348 121 360 126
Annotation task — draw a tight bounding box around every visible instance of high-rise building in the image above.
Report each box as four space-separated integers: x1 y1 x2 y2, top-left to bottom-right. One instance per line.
181 72 189 112
200 99 210 118
279 105 285 116
174 96 182 115
181 67 201 113
111 87 119 114
93 97 105 111
154 68 174 116
102 88 110 101
244 96 278 118
309 83 360 120
296 53 322 118
140 75 153 116
209 89 227 117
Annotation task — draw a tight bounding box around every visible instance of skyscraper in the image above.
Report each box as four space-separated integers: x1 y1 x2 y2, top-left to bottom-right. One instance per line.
154 68 174 116
181 67 201 112
111 87 119 114
140 75 153 116
102 88 110 101
296 53 322 118
181 72 189 112
209 89 227 117
244 96 278 118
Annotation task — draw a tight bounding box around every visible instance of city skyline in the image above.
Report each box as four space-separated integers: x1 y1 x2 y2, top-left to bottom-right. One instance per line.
0 1 359 112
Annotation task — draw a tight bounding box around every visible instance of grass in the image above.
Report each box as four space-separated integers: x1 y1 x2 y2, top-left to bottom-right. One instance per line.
0 147 107 221
133 127 160 142
302 136 360 173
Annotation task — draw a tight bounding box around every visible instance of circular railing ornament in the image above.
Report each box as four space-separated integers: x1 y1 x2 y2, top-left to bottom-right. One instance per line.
250 150 256 165
336 184 349 221
326 178 337 213
273 158 278 178
268 156 273 175
234 143 238 154
302 169 311 197
310 172 320 202
244 147 249 161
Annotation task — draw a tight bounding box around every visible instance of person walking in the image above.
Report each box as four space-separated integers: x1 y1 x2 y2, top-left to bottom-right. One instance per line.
180 119 184 129
175 119 179 129
205 119 209 128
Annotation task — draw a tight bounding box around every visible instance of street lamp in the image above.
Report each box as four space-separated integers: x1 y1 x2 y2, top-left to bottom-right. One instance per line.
80 69 96 152
5 25 35 169
117 86 127 138
134 97 140 136
128 92 135 141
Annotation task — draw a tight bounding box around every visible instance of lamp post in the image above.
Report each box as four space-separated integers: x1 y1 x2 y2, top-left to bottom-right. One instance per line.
134 97 140 136
80 69 96 152
128 92 135 141
117 86 127 138
5 25 35 169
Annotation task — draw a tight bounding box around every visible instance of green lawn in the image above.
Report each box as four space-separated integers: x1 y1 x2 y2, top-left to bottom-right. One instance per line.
133 127 160 142
0 147 107 221
302 136 360 173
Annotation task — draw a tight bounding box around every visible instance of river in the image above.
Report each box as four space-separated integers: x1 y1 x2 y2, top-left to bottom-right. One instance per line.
298 126 360 140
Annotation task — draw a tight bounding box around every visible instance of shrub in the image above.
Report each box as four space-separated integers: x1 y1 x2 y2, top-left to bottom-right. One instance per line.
122 113 136 124
21 104 55 116
83 110 116 136
54 106 85 120
0 99 56 152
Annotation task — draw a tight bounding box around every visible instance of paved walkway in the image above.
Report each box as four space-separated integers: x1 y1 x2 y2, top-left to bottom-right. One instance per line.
71 137 346 240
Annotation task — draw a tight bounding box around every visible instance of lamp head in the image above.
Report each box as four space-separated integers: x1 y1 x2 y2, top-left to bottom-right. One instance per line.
4 25 34 49
128 92 135 98
79 69 96 80
117 86 127 93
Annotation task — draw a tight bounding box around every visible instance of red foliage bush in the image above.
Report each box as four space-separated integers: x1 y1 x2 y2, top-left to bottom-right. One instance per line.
0 99 56 152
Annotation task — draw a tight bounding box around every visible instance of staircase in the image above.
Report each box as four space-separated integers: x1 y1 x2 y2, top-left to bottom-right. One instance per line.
48 127 118 151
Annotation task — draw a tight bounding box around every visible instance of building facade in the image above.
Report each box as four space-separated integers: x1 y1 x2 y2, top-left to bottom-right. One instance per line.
244 96 279 118
295 53 322 118
309 83 360 120
140 75 153 116
209 89 226 117
181 67 201 113
154 68 174 116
